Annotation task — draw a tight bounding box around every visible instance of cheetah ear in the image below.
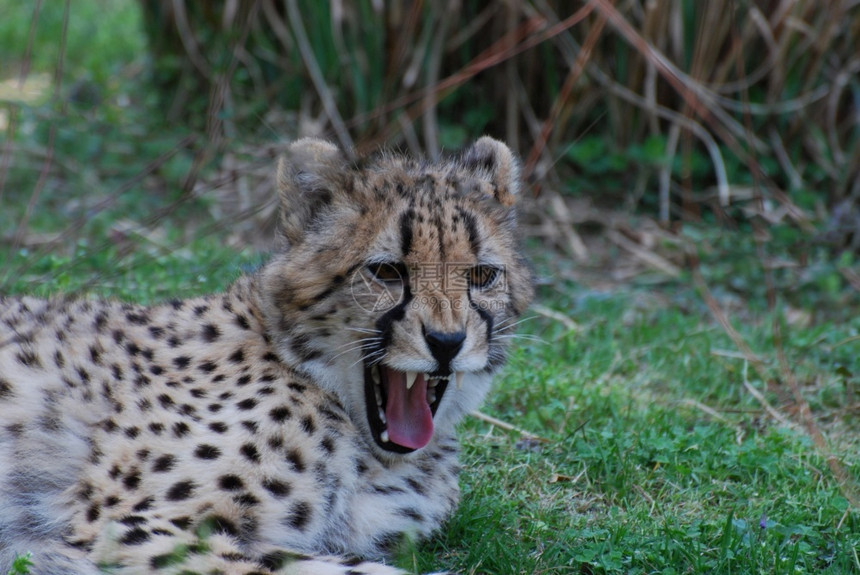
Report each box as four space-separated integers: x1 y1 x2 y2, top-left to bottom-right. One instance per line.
461 137 520 207
276 138 349 245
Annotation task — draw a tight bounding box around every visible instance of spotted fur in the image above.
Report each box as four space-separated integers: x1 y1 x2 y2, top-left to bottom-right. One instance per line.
0 138 533 575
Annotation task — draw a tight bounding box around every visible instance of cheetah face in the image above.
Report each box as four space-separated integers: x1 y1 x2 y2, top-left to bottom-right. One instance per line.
356 259 510 453
261 138 533 456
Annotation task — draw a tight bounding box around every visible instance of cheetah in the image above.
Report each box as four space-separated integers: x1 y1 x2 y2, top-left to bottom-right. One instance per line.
0 137 534 575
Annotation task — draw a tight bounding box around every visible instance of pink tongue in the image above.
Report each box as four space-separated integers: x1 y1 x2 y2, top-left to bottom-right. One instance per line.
384 368 434 449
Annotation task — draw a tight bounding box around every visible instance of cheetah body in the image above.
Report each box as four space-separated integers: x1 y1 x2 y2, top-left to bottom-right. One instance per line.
0 138 533 575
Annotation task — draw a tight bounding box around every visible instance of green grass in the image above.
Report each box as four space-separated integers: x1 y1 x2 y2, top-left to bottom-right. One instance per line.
6 554 33 575
0 0 143 83
420 277 859 574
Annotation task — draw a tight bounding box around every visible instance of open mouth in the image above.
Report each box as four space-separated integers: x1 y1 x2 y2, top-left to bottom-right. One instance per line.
363 363 461 453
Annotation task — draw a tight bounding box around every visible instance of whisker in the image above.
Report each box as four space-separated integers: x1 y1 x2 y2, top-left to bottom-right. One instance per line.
328 338 382 363
343 326 382 335
494 334 548 345
493 315 537 333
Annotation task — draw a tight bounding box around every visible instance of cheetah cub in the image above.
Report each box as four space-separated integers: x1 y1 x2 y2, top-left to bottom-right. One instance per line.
0 138 533 575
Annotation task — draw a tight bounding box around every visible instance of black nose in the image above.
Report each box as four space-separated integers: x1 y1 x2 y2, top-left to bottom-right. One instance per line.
424 329 466 373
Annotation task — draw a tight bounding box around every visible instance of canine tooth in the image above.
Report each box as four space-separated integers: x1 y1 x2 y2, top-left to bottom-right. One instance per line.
371 365 380 384
427 390 436 404
456 371 464 389
405 371 418 390
378 408 386 424
380 430 390 443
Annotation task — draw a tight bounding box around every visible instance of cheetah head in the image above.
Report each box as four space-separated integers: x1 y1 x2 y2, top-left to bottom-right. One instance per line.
260 138 533 456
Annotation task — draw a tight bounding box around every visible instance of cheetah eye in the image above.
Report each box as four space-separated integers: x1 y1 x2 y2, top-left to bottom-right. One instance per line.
468 265 501 290
367 262 406 284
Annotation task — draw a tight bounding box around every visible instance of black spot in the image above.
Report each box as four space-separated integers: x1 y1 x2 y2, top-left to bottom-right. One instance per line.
105 495 121 507
194 444 221 460
262 478 291 497
240 443 260 463
150 552 183 569
320 437 335 455
86 504 100 522
228 349 245 363
173 356 191 369
120 527 150 545
207 403 223 413
406 477 426 495
0 378 13 399
123 469 142 490
166 480 195 501
208 515 239 537
283 501 312 531
285 449 305 473
237 398 258 411
132 496 154 512
218 475 244 491
266 406 290 425
237 374 252 386
259 550 293 570
125 312 148 325
172 421 190 438
235 314 250 330
202 323 221 342
241 420 258 434
198 360 217 373
169 516 192 530
119 515 147 526
287 382 306 393
319 406 345 423
124 427 140 439
300 415 316 435
148 326 164 338
193 305 208 316
16 350 41 368
149 365 164 376
398 507 424 522
209 421 228 433
190 388 207 398
267 435 284 450
233 492 260 507
289 334 322 361
148 422 165 435
261 352 279 362
94 312 108 331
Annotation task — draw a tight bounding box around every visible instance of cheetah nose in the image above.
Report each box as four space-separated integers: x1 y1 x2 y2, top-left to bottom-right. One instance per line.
423 329 466 373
